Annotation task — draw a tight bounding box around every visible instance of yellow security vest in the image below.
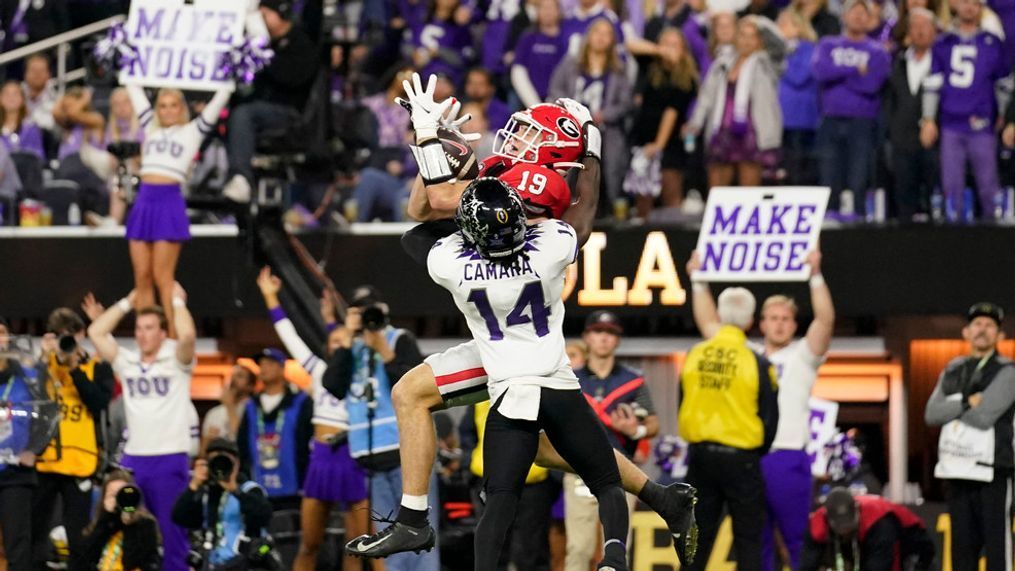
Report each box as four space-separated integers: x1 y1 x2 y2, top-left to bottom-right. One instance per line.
678 325 778 450
470 401 548 484
36 353 101 477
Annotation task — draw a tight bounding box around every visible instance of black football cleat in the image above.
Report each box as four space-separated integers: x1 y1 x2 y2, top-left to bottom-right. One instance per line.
655 482 699 565
345 521 436 558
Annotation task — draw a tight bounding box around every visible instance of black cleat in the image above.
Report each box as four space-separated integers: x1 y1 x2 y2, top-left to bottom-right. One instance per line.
655 482 699 565
345 521 436 558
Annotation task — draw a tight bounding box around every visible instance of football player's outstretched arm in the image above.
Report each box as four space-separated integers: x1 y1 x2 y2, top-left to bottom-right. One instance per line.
556 98 601 248
406 175 472 221
563 156 599 248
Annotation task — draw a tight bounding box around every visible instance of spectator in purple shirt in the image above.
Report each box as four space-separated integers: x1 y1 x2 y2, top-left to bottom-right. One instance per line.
778 7 821 185
561 0 625 55
920 0 1008 220
411 0 475 85
549 17 633 207
362 65 414 177
512 0 570 107
632 0 712 73
812 0 890 216
0 81 45 160
464 68 512 130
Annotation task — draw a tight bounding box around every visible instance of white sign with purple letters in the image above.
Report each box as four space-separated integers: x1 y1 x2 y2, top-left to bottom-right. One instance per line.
695 187 830 282
807 397 839 477
120 0 246 91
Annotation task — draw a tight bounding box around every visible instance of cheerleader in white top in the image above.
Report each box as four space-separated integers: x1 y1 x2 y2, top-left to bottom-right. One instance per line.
124 84 230 336
255 267 372 571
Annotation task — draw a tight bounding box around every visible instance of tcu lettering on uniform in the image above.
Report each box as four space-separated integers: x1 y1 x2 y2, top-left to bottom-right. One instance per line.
831 47 870 68
125 376 171 398
145 138 186 158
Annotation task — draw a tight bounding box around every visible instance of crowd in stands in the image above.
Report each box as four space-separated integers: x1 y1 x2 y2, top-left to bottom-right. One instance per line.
1 0 1013 225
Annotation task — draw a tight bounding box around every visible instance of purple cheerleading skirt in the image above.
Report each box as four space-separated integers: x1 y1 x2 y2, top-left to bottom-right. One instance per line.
303 441 368 504
125 182 191 242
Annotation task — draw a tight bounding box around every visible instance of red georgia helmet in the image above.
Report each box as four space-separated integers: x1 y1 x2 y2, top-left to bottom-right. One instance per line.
493 104 584 169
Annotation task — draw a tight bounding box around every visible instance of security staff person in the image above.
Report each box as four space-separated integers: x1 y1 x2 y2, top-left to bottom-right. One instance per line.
566 310 659 571
33 307 114 570
925 302 1015 571
679 287 779 571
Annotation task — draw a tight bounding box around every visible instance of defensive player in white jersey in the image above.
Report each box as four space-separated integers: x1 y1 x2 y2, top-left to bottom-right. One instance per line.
88 283 200 571
255 268 372 571
124 84 231 338
347 74 697 565
687 247 835 571
433 177 632 570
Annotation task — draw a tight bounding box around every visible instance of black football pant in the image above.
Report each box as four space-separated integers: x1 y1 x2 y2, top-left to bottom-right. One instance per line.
32 472 93 571
947 472 1014 571
1 484 33 570
475 388 626 571
686 443 766 571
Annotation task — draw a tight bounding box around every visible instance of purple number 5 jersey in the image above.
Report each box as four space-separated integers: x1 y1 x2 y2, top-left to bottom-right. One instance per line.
925 29 1008 133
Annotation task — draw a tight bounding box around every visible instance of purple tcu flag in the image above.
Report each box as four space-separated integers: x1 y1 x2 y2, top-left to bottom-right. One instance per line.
120 0 247 92
695 187 829 282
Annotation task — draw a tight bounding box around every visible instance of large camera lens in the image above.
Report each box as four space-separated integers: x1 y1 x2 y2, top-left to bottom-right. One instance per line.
209 454 235 482
361 306 387 332
116 485 142 513
58 335 77 354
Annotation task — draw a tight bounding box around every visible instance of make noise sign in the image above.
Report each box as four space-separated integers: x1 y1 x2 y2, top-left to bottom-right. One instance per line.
695 187 830 282
120 0 247 91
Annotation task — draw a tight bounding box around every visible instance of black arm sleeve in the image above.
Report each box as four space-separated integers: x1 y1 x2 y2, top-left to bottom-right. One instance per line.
755 354 780 452
71 362 114 418
238 485 274 533
384 332 424 389
401 220 457 266
296 397 314 488
861 516 904 571
322 348 355 399
171 487 206 529
901 522 936 571
237 413 252 476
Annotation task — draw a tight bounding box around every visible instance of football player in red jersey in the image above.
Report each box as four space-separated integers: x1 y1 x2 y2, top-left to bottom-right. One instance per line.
345 73 697 565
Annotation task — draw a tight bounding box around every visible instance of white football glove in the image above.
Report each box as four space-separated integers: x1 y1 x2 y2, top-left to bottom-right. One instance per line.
440 98 482 142
394 73 452 144
554 97 600 161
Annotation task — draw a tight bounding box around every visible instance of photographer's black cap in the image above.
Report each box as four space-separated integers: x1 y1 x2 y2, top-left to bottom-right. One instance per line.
349 285 384 308
584 310 623 335
967 302 1004 325
259 0 292 19
207 437 240 457
823 487 859 536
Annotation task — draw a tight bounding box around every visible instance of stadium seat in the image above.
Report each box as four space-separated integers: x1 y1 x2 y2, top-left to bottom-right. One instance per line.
36 180 81 225
10 151 44 197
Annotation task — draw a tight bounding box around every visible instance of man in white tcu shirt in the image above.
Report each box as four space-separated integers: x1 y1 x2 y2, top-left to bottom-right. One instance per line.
688 248 835 571
88 282 198 571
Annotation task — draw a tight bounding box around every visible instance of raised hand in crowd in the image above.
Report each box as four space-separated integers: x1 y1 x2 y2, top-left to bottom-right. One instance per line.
81 292 105 322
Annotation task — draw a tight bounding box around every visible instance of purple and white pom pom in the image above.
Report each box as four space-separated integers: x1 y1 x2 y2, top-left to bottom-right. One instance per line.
92 22 139 71
218 37 275 85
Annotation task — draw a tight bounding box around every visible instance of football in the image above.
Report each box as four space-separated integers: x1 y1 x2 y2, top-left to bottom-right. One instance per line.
438 127 479 181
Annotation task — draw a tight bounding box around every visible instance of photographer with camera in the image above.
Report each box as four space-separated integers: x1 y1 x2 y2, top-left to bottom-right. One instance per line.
0 318 52 570
236 348 314 507
322 286 438 571
172 438 276 570
33 305 115 570
81 469 161 571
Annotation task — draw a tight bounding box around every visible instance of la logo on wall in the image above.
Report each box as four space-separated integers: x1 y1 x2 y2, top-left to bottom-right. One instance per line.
561 231 687 306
